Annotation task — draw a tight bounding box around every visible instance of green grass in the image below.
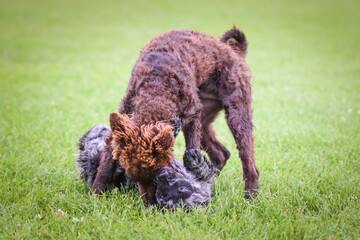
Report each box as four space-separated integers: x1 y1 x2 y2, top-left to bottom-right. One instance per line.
1 0 359 239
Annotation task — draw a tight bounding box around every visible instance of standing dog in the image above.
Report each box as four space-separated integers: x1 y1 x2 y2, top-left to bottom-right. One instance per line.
92 27 259 203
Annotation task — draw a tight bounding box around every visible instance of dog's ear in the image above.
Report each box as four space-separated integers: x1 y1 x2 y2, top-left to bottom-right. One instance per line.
151 125 175 154
109 113 136 135
109 113 137 152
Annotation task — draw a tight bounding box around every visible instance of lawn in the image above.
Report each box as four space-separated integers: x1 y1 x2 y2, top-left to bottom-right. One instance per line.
1 0 359 239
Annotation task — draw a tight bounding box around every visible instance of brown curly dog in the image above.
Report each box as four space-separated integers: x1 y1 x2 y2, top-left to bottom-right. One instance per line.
92 27 259 204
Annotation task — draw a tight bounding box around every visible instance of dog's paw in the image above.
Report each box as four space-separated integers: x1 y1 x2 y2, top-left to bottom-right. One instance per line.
183 149 203 167
244 170 259 200
244 190 258 200
90 185 105 195
183 149 216 181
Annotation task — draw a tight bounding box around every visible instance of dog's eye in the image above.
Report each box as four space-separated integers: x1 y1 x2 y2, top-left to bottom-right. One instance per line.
178 186 189 192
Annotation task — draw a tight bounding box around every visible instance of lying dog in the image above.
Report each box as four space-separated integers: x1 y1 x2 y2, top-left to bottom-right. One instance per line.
77 125 216 208
92 27 259 203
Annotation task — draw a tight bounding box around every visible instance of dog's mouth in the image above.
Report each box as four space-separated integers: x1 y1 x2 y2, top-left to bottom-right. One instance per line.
154 157 195 209
137 157 181 205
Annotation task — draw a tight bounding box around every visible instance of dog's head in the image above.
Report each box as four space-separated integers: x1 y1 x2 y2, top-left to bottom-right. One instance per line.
109 112 177 203
78 123 215 208
155 150 216 209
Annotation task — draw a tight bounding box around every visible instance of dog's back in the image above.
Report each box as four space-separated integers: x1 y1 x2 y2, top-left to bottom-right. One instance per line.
134 29 244 87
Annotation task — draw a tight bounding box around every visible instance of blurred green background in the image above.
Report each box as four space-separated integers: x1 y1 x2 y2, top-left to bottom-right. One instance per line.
1 0 359 239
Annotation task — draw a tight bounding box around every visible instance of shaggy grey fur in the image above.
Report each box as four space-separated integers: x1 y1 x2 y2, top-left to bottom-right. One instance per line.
155 149 216 209
77 125 109 187
77 125 131 189
77 124 216 208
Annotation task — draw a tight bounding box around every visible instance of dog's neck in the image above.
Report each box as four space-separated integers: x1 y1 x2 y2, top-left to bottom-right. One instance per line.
132 95 177 125
128 66 179 125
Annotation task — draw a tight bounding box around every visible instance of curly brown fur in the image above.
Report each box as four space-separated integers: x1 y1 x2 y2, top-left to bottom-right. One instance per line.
110 113 175 182
94 27 259 203
220 26 248 58
78 125 215 209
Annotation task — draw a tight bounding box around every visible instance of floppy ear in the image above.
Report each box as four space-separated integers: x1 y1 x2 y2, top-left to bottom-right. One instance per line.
109 112 137 159
109 112 137 137
151 125 175 153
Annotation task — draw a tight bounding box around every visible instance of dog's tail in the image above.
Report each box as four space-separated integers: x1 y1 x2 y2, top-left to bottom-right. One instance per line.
220 26 248 58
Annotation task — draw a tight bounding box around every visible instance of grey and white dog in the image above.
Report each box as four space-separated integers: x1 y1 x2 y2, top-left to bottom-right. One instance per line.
77 124 216 209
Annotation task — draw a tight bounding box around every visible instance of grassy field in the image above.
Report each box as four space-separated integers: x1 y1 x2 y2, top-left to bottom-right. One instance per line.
1 0 359 239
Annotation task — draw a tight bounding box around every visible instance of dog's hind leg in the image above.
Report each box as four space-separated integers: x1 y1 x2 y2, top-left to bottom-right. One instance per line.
200 98 230 170
219 70 259 199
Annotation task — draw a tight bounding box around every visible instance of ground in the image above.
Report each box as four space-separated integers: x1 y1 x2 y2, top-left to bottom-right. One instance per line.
0 0 359 239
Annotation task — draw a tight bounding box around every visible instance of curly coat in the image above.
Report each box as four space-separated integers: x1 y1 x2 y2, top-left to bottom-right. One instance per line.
92 27 259 204
77 125 216 209
110 113 175 182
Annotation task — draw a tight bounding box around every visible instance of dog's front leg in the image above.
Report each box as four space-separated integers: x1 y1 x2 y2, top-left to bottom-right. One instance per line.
182 110 203 162
182 109 202 150
91 134 116 194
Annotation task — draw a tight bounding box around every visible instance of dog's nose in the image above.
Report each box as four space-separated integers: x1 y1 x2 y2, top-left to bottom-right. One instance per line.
157 169 166 178
155 170 168 184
